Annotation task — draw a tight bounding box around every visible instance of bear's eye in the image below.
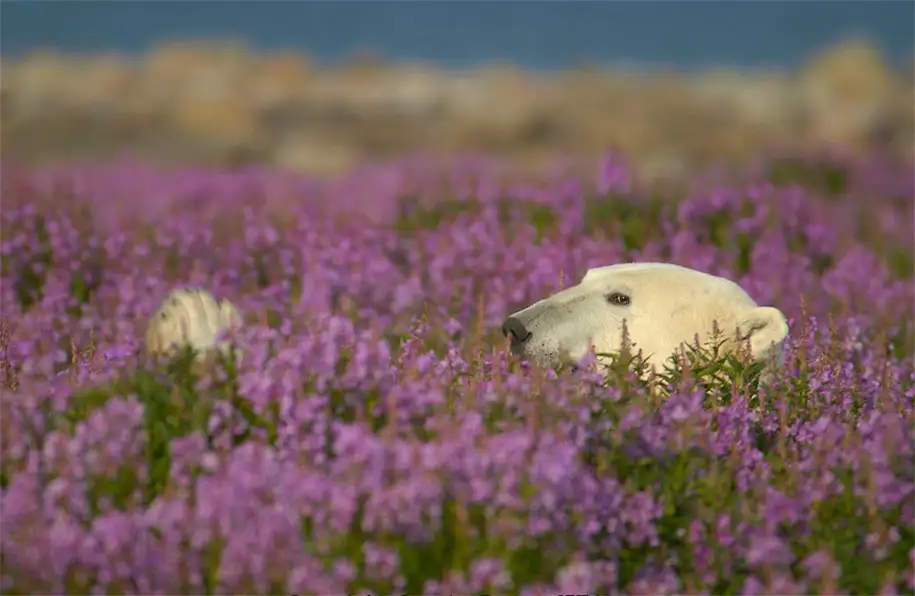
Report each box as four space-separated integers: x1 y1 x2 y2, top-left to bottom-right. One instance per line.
606 292 630 306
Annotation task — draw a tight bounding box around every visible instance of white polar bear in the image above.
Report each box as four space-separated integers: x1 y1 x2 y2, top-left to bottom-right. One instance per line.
502 262 789 376
145 288 242 361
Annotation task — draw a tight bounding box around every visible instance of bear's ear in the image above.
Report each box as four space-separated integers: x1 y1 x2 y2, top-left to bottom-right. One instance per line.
582 268 600 283
220 299 243 328
145 318 162 356
736 306 789 360
145 311 176 357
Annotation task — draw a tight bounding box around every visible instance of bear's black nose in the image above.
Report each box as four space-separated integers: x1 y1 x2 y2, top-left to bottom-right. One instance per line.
501 317 532 343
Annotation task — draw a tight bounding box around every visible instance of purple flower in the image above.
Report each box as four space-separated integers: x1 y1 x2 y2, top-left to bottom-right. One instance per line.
468 557 513 593
596 152 632 195
746 533 793 569
555 554 616 594
0 150 912 594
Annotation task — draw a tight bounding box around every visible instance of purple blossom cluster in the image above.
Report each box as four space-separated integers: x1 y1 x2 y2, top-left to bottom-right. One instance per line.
1 151 913 595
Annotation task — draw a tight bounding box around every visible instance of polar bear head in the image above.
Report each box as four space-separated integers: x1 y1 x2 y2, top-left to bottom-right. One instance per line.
502 262 789 375
145 288 242 361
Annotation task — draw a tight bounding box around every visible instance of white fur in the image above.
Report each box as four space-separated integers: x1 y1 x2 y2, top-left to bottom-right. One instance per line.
505 262 789 374
145 288 242 361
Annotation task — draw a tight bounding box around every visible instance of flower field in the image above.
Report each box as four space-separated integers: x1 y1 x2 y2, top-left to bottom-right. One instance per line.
1 151 913 595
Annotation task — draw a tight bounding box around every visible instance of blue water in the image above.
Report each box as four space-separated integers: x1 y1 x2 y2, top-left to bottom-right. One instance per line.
2 1 912 71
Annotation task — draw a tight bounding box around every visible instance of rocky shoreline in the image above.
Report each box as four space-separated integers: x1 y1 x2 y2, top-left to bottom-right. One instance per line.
2 38 912 178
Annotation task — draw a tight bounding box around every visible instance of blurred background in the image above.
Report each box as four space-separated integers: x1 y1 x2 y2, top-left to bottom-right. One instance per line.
2 1 913 180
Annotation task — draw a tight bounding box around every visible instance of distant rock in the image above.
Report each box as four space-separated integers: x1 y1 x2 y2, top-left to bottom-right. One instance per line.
1 39 911 176
245 52 315 111
798 39 898 146
171 96 264 151
144 40 251 104
689 71 800 131
273 134 357 175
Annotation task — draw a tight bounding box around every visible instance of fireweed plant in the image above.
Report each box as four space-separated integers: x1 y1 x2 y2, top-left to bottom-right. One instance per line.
0 152 912 595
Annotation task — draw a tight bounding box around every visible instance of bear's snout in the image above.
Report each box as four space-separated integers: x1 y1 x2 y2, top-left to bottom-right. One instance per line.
501 316 532 344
